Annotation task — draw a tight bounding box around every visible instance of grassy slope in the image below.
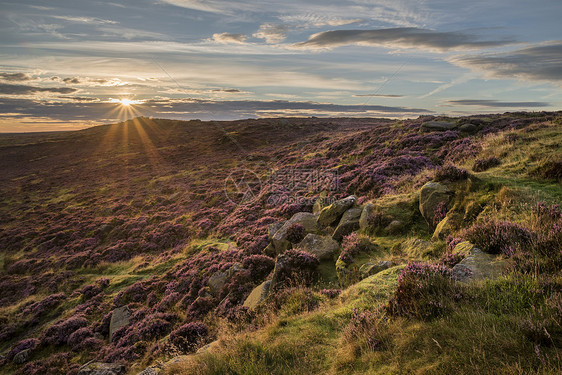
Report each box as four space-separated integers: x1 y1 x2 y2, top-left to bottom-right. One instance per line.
165 121 562 375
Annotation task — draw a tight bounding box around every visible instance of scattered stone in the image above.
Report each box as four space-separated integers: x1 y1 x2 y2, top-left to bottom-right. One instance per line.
358 203 374 231
109 306 131 342
432 212 463 240
459 123 478 133
452 247 506 282
297 234 340 261
421 121 458 131
207 262 244 297
271 212 320 253
13 349 30 364
419 182 453 226
359 260 394 278
243 280 271 309
137 367 159 375
332 206 363 241
317 195 357 227
452 241 477 256
77 362 126 375
312 193 333 214
385 220 404 235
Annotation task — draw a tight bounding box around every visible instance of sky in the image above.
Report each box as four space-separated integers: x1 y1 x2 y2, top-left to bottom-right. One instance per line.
0 0 561 132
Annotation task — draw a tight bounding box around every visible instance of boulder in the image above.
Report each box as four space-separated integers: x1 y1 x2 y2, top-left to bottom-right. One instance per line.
401 238 433 258
317 195 357 227
137 368 159 375
268 222 284 240
358 203 374 231
13 349 30 364
421 121 458 131
312 194 334 214
432 212 463 240
78 362 126 375
452 241 477 256
297 234 340 261
109 306 131 341
271 212 320 253
419 182 453 226
385 220 404 235
459 123 478 133
207 262 244 297
452 247 507 282
332 206 363 241
243 280 271 309
359 260 394 278
196 340 220 354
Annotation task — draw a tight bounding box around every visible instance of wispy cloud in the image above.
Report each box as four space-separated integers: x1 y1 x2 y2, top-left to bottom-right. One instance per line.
212 33 247 44
50 15 117 25
0 73 33 82
353 93 403 98
293 28 515 51
253 24 289 44
445 99 550 108
0 83 77 95
450 42 562 82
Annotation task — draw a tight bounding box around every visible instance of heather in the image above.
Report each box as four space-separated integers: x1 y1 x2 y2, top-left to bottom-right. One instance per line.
1 112 562 374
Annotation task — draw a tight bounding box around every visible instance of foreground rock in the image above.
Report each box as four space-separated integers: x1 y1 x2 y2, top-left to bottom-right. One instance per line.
419 182 453 226
243 280 271 309
271 212 320 253
401 238 433 258
78 362 126 375
317 195 356 227
207 262 244 297
421 121 458 131
13 349 30 364
137 367 160 375
432 212 463 240
332 206 363 241
297 234 340 261
109 306 131 341
452 243 507 282
359 260 394 279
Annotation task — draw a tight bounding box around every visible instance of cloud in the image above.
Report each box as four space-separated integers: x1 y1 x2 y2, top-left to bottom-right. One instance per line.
50 16 117 25
0 83 77 95
293 28 515 51
212 33 247 44
211 89 243 93
353 94 403 98
0 73 33 82
253 24 289 44
446 99 550 108
52 76 127 87
278 14 364 27
450 42 562 82
63 77 81 84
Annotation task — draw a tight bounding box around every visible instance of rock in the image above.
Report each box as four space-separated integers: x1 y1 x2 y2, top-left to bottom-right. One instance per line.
207 262 244 297
385 220 404 235
419 182 453 226
452 241 477 256
358 203 374 231
312 194 333 214
459 123 478 133
317 195 357 227
421 121 458 131
297 234 340 261
332 206 363 241
13 349 30 364
263 243 276 257
359 260 394 278
268 222 284 240
432 212 463 240
137 367 159 375
109 306 131 342
196 340 220 354
452 247 506 282
78 362 126 375
271 212 320 253
243 280 271 309
401 238 433 258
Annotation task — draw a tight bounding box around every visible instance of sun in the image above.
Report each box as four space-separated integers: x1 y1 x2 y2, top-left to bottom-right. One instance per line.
120 98 132 106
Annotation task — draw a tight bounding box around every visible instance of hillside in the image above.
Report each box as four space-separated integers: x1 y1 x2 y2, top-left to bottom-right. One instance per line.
0 113 561 375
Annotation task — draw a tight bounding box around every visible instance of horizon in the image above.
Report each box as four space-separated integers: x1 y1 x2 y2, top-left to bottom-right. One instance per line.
1 0 561 132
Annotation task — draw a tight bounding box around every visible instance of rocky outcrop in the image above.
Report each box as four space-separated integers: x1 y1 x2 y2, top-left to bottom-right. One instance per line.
78 362 126 375
207 262 244 297
317 195 356 227
452 245 507 282
419 182 453 226
243 280 271 309
358 203 374 231
268 222 284 240
401 238 433 258
13 349 30 364
332 206 363 241
137 367 160 375
421 121 458 131
297 234 340 261
432 212 463 240
459 123 478 133
109 306 131 342
359 260 394 279
271 212 320 253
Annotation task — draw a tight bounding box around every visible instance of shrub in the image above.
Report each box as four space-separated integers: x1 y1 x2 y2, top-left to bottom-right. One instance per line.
434 164 469 182
340 233 377 262
271 249 319 288
67 327 94 351
285 223 306 243
344 308 384 352
386 262 457 320
463 220 533 255
168 322 208 353
41 315 89 346
242 255 275 280
438 252 465 268
7 338 39 360
319 289 341 299
472 156 501 172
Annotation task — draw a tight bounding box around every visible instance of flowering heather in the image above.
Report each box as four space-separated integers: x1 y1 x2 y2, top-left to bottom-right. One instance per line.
434 164 469 182
7 338 39 361
472 156 501 172
462 220 533 255
438 252 465 268
271 249 320 288
41 315 89 346
168 322 209 353
445 236 463 252
319 289 342 299
242 254 275 280
285 223 306 244
345 308 383 352
387 262 455 320
67 326 94 351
